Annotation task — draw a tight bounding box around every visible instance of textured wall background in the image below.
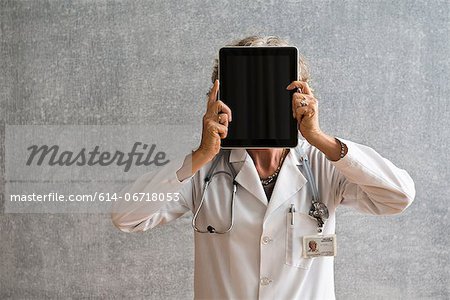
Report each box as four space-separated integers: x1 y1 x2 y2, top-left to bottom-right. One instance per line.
1 0 449 299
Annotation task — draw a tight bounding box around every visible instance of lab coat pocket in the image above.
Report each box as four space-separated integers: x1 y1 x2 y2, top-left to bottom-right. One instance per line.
285 212 317 269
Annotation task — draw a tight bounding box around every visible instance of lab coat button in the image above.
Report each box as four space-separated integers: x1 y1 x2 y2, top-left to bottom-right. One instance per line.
260 277 272 286
262 236 272 244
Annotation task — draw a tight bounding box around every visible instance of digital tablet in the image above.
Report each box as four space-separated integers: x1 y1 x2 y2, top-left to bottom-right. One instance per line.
218 46 299 148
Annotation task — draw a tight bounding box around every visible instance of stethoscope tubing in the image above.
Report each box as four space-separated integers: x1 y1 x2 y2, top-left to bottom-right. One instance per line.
192 151 237 234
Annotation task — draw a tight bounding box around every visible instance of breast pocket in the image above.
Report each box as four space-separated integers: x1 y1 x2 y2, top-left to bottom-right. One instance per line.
285 211 318 269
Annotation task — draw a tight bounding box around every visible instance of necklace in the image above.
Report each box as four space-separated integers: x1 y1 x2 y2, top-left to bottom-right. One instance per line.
260 149 288 186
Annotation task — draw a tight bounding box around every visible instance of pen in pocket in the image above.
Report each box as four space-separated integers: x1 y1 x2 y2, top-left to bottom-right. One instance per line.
289 204 296 226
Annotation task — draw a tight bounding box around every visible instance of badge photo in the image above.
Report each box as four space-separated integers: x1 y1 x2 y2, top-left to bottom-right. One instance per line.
302 234 337 258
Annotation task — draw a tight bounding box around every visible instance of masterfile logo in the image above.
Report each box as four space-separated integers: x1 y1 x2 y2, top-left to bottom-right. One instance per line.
26 142 169 172
5 125 198 213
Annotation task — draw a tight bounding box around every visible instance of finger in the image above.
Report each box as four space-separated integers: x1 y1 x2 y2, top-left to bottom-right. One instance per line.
212 122 228 139
217 123 228 139
217 113 229 127
293 91 308 102
208 79 220 105
293 105 305 123
206 119 228 139
292 93 309 117
292 97 314 118
213 100 232 122
292 97 307 117
294 104 317 120
301 82 313 95
294 105 310 121
286 81 313 96
286 81 304 90
293 94 317 107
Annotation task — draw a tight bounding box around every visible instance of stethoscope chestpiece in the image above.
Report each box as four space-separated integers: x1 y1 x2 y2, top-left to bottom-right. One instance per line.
309 202 329 232
309 202 329 219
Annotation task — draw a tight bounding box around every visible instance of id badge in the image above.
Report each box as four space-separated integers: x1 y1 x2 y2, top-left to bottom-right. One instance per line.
302 234 337 258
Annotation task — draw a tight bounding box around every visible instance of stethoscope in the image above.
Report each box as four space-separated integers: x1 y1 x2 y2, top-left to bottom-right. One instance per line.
191 141 329 234
192 150 237 234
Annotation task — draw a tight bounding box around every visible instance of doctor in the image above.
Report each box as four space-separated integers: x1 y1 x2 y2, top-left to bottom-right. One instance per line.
111 38 416 300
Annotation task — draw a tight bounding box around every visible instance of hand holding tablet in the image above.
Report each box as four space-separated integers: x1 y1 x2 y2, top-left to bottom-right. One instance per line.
197 79 233 162
287 80 322 142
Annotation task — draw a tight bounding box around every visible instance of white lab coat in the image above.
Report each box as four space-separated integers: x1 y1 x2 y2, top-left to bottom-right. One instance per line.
111 135 415 300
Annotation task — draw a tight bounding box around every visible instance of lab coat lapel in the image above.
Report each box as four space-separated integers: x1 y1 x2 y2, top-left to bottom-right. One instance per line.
263 149 308 222
230 149 268 207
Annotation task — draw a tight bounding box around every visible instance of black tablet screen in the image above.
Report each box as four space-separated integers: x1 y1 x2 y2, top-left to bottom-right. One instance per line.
219 47 298 148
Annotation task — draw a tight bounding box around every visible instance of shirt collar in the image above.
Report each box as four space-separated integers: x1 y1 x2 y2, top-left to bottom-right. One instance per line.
228 135 307 165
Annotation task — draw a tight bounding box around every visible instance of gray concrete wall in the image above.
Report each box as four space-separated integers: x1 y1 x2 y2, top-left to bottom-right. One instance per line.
1 0 449 299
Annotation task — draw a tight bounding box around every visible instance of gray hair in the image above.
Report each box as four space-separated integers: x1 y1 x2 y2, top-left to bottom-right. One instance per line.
210 35 312 87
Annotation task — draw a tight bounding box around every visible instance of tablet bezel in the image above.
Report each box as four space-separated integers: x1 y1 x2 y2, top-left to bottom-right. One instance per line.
218 46 299 149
